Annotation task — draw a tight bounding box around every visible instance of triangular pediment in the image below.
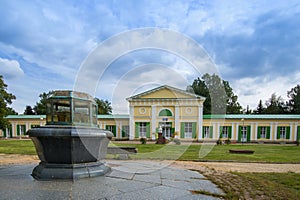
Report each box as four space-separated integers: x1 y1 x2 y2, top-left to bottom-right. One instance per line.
127 85 205 100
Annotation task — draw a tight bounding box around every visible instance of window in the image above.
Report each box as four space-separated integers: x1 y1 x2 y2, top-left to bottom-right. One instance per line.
184 122 192 138
159 109 172 116
140 122 147 137
105 125 116 137
222 126 229 138
280 127 286 139
260 127 267 139
122 126 129 137
203 126 210 138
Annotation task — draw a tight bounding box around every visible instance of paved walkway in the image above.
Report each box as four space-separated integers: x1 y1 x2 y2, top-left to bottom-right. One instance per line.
0 160 224 200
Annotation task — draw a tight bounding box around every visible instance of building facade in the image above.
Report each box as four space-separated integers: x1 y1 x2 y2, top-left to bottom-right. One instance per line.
1 85 300 143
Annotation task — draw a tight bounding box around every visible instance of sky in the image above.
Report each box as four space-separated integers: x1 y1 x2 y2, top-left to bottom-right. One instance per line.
0 0 300 114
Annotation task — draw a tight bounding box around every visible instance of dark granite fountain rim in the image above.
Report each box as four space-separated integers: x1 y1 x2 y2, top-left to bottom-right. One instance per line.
28 126 113 137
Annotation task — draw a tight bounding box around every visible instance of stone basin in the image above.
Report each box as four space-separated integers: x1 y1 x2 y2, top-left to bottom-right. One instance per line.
27 90 113 180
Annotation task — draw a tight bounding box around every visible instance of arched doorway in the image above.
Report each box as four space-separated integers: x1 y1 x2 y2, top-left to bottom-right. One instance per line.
159 109 173 138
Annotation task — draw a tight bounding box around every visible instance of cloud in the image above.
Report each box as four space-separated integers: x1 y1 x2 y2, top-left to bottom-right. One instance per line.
200 1 300 80
232 72 300 110
1 0 300 114
0 58 24 79
103 63 191 113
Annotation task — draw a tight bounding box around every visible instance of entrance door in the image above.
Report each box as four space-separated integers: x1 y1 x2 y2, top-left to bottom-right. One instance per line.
241 126 247 142
161 122 172 138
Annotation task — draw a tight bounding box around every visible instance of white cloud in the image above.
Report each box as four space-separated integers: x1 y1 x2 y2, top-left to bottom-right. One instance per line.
109 64 191 114
0 58 24 79
233 73 300 110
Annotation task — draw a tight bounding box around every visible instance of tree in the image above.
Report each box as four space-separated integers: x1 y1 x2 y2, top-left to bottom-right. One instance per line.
253 99 265 114
94 98 112 114
24 105 35 115
190 73 242 114
190 77 211 114
287 84 300 114
0 75 17 130
264 93 286 114
33 91 53 114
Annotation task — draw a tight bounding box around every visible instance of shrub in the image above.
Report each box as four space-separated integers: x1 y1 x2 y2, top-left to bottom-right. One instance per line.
216 139 222 145
140 137 147 144
225 138 231 145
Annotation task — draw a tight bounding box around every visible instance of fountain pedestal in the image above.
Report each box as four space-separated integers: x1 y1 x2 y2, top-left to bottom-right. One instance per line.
28 91 113 180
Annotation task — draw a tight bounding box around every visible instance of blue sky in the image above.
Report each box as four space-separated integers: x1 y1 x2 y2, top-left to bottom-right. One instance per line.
1 0 300 114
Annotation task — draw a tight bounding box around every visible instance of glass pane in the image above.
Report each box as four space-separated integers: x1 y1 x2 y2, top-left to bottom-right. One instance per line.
52 100 71 123
92 104 97 125
74 100 90 123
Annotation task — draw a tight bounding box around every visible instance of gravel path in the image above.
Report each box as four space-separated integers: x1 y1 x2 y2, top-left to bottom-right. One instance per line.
171 161 300 173
1 154 299 173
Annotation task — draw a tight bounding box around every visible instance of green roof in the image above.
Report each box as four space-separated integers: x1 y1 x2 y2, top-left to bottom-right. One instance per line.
5 115 46 119
97 114 130 119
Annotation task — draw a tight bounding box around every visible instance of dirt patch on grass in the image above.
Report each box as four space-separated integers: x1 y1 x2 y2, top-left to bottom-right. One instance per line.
172 161 300 200
172 161 300 173
0 154 39 165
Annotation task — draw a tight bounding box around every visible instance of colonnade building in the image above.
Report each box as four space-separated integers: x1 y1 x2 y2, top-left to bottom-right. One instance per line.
2 85 300 143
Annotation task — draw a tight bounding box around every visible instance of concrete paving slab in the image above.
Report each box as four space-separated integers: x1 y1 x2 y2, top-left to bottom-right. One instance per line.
0 160 224 199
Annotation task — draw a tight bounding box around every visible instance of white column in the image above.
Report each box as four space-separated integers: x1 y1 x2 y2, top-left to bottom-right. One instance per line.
251 123 254 141
174 105 179 132
270 122 273 140
151 105 157 134
274 122 278 141
254 122 258 140
290 122 293 142
11 122 16 137
294 123 298 141
235 123 239 141
197 105 203 140
5 128 8 138
25 122 30 132
129 105 134 140
216 123 220 139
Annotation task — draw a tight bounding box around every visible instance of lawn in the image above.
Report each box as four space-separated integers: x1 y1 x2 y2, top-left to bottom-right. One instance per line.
111 142 300 163
0 139 36 155
228 172 300 199
0 139 299 163
199 169 300 200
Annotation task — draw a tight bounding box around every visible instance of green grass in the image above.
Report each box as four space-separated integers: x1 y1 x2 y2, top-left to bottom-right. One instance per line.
232 172 300 199
110 143 300 163
0 140 299 163
0 140 36 155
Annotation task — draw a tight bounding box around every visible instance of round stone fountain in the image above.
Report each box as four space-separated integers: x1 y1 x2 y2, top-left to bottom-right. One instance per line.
28 90 113 180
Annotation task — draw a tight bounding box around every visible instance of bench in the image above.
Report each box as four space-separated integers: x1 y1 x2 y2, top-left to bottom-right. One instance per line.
229 149 254 154
107 146 137 159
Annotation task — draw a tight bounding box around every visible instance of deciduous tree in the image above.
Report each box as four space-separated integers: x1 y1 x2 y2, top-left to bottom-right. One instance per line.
24 105 35 115
0 75 17 130
264 93 286 114
33 91 54 114
287 84 300 114
189 73 242 114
